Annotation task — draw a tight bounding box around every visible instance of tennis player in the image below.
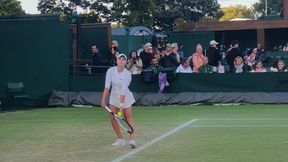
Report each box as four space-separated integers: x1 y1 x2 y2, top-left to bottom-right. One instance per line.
101 53 137 148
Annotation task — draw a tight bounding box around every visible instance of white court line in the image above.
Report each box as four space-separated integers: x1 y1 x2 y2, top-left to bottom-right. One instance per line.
200 118 288 121
111 119 199 162
191 125 288 127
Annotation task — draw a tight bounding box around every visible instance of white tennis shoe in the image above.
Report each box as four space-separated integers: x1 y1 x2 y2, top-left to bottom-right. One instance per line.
112 139 126 146
129 139 137 148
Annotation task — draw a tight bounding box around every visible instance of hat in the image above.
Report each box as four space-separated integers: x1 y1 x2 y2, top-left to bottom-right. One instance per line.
117 53 127 60
210 40 219 46
144 43 152 47
171 43 178 48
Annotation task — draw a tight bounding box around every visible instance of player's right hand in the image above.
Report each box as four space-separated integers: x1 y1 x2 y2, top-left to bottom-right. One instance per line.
101 99 106 108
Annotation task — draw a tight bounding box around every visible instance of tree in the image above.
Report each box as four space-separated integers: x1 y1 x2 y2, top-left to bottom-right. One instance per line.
153 0 223 32
37 0 108 23
253 0 282 18
0 0 25 16
220 5 254 21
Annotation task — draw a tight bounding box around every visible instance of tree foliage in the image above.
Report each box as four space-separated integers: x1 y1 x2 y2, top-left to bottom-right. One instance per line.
220 5 254 21
37 0 223 32
252 0 282 18
0 0 25 16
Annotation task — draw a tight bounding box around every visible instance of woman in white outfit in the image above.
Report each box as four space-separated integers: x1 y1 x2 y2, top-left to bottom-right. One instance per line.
101 54 136 148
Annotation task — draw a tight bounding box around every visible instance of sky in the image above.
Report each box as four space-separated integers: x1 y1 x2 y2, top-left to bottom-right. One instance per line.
19 0 259 14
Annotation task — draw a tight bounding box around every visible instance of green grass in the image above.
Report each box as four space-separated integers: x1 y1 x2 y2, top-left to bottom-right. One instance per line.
0 105 288 162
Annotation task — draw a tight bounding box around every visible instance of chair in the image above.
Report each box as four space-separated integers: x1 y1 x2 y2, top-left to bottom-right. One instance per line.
7 82 29 107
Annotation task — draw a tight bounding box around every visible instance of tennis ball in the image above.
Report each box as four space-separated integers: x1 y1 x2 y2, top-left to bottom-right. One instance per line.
117 111 123 117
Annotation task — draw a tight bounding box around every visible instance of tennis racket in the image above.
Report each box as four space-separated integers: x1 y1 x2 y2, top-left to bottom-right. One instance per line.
105 106 134 134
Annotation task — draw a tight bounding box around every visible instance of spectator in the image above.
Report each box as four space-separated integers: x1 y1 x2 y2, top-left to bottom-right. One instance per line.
126 50 143 74
111 40 119 48
137 44 144 56
152 47 161 61
110 47 119 66
232 56 251 73
90 44 101 74
176 58 192 73
245 48 257 67
283 43 288 52
192 44 205 73
139 43 153 69
251 60 267 73
256 43 265 59
171 43 181 64
161 43 179 68
270 59 287 72
198 57 213 74
206 40 222 68
226 40 243 72
178 43 185 61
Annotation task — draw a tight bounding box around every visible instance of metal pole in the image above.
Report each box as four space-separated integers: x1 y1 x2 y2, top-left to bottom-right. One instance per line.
265 0 268 16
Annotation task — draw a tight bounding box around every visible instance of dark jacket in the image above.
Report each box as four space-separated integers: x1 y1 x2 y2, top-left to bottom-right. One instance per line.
226 48 243 66
139 51 152 69
205 47 221 66
160 52 179 68
231 63 251 73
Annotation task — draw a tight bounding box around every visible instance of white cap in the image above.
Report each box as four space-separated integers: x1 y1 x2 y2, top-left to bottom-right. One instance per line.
144 43 152 47
117 53 127 60
210 40 218 46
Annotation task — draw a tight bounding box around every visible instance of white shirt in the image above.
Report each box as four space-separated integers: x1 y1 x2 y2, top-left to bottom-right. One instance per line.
105 67 135 108
176 65 193 73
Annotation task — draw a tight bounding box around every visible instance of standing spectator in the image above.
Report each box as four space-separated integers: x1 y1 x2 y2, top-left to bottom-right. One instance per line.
232 56 251 73
192 44 205 73
90 44 101 74
283 43 288 52
245 48 257 67
126 50 143 74
171 43 181 64
251 60 267 73
111 40 119 48
206 40 222 68
198 57 213 74
270 59 287 72
160 44 179 68
178 43 185 61
139 43 153 69
226 40 243 72
256 43 265 60
110 47 119 66
176 58 192 73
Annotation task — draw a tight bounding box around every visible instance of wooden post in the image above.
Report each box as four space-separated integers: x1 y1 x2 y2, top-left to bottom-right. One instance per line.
284 0 288 18
257 29 265 49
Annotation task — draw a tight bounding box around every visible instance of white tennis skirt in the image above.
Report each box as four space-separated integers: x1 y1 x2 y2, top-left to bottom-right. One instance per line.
109 91 135 108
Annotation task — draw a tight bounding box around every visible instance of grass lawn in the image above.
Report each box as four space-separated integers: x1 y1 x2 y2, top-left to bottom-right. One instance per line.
0 105 288 162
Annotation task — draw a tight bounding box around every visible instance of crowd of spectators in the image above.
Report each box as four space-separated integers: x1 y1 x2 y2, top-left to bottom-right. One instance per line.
90 39 288 75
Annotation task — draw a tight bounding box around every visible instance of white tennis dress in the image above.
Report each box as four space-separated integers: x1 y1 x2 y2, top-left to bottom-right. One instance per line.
105 66 135 108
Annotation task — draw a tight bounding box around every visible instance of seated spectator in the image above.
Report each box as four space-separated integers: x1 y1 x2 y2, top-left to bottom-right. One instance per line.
256 43 264 59
176 58 192 73
198 57 213 74
245 48 257 67
251 60 267 73
232 56 251 73
270 59 287 72
192 44 205 73
126 50 143 74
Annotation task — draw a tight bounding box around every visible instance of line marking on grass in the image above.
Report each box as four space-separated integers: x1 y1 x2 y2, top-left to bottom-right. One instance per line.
192 124 288 127
200 118 288 121
111 119 199 162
